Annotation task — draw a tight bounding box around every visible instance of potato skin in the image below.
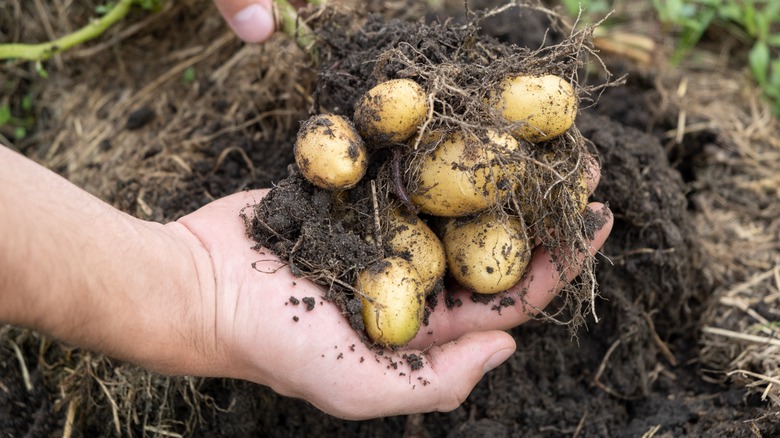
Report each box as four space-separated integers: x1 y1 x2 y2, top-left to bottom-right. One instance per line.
442 213 531 294
357 257 425 347
354 79 429 143
411 129 519 217
385 208 446 293
294 114 368 190
492 74 577 142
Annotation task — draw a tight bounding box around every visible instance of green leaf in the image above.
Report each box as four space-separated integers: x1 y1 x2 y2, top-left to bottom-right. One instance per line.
0 104 11 126
138 0 164 12
749 41 770 86
14 126 26 140
768 34 780 47
718 3 742 22
181 66 196 84
770 59 780 89
35 61 49 79
21 95 33 112
95 2 116 15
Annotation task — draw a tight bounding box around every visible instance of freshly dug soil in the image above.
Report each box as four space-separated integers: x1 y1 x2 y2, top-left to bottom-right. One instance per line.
1 1 778 436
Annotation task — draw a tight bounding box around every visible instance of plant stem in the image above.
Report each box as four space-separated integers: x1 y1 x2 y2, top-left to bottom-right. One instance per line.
0 0 136 61
274 0 318 55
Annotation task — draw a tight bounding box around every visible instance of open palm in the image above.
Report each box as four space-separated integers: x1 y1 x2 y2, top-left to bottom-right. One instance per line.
176 189 612 420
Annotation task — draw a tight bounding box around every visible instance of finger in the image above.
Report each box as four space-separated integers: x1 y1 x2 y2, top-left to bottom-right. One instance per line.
585 153 601 195
410 202 613 348
305 331 516 420
213 0 275 43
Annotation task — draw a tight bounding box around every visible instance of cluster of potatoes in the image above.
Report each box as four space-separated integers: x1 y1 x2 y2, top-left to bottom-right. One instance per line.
294 75 579 347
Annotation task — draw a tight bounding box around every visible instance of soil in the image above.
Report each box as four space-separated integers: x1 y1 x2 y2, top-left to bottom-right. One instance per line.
1 1 778 436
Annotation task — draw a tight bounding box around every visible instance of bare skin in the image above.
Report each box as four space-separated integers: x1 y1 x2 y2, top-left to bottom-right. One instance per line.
212 0 312 43
0 145 612 419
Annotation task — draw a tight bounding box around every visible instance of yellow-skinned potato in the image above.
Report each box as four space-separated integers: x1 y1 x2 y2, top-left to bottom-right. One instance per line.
294 114 368 190
567 167 590 213
354 79 429 143
492 74 577 142
411 129 520 217
357 257 425 347
385 208 446 293
443 213 531 294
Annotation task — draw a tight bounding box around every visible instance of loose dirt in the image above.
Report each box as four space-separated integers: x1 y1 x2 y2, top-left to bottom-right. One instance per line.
1 0 778 436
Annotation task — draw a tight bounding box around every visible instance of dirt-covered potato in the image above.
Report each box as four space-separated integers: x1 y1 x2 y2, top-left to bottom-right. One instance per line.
354 79 429 143
411 129 520 216
491 74 577 142
442 213 531 294
294 114 368 190
356 257 425 347
566 167 590 213
385 207 446 293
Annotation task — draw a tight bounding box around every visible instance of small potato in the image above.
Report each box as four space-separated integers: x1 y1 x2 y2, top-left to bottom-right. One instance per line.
385 208 446 293
411 129 520 217
492 74 577 142
294 114 368 190
357 257 425 347
354 79 429 143
566 167 590 214
443 213 531 294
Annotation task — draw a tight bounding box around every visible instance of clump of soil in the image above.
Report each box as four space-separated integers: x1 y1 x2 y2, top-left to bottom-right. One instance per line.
3 0 779 435
247 5 616 345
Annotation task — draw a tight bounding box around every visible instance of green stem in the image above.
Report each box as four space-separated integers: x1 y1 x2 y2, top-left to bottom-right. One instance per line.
0 0 135 61
274 0 318 56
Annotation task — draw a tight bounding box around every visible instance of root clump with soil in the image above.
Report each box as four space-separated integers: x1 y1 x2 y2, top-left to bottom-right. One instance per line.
247 5 612 347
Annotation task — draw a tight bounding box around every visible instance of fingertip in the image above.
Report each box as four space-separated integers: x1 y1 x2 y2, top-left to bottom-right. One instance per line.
585 154 601 195
425 331 516 411
219 1 276 43
587 202 614 252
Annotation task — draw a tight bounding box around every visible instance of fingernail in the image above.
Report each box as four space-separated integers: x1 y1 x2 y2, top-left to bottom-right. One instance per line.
230 4 275 43
483 348 514 374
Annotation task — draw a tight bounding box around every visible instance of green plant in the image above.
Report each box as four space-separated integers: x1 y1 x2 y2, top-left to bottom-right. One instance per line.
561 0 614 18
653 0 780 115
0 0 320 64
0 0 163 63
0 96 35 140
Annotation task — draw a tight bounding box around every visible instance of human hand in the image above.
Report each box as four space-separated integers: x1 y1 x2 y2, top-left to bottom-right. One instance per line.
170 182 612 420
213 0 277 43
213 0 311 43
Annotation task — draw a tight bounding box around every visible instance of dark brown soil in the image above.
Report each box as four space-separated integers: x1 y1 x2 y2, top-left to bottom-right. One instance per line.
1 1 778 436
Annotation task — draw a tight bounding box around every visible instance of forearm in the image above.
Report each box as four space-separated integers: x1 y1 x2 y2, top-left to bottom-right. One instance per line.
0 146 217 375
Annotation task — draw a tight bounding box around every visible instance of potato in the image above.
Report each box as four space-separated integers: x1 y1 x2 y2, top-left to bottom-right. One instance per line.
354 79 429 143
567 167 590 213
385 207 446 293
491 74 577 142
411 129 520 217
294 114 368 190
442 213 531 294
356 257 425 347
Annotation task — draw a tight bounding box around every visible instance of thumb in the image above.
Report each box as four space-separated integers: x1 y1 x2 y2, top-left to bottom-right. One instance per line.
423 331 516 412
213 0 276 43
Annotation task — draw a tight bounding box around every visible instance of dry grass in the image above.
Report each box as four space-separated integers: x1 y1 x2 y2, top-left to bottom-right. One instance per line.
654 50 780 409
1 0 779 434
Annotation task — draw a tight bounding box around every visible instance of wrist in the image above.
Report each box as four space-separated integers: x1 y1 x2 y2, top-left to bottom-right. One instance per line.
0 146 223 377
